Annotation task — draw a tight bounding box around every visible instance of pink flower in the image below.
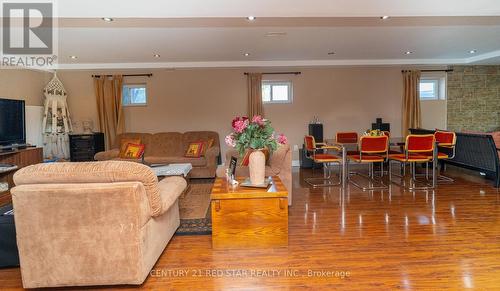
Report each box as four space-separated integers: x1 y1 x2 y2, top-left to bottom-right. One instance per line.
225 134 236 147
251 115 265 127
277 133 288 145
233 119 249 133
232 116 248 130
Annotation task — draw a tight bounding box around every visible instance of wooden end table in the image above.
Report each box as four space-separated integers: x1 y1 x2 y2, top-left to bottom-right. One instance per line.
210 176 288 249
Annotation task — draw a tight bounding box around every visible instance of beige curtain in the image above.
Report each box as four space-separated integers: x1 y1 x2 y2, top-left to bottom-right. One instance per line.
247 73 263 117
94 75 124 149
402 70 421 137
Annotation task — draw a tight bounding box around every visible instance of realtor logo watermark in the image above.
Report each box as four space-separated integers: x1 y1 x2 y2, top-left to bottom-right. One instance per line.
1 0 57 68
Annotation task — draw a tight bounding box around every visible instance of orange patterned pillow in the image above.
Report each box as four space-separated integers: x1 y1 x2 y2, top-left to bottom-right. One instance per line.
197 139 215 157
122 143 145 159
185 142 204 158
119 138 142 158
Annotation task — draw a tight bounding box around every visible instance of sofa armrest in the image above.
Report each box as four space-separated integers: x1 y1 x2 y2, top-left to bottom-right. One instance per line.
206 146 220 164
94 149 120 161
225 148 239 162
157 176 186 212
11 182 152 288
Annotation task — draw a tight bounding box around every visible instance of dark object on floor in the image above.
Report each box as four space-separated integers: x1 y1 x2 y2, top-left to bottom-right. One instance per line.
410 128 500 187
0 204 19 268
69 132 105 162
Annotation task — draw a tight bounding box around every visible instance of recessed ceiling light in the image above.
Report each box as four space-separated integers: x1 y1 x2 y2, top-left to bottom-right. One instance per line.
153 54 160 58
69 55 77 59
405 51 413 55
381 16 390 20
247 16 256 21
469 49 477 54
102 17 113 22
327 52 336 55
244 52 250 56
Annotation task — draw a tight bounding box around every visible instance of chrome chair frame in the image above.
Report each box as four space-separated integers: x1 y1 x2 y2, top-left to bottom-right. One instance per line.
388 136 437 191
304 138 342 188
347 136 389 191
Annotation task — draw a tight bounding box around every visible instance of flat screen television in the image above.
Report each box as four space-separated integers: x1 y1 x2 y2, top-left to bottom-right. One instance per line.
0 98 26 147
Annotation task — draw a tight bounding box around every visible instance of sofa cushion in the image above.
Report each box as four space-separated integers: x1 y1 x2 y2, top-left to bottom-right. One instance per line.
149 132 184 157
145 156 207 167
13 161 164 217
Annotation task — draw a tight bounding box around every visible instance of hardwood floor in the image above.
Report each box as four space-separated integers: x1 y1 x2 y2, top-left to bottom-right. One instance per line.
1 167 499 290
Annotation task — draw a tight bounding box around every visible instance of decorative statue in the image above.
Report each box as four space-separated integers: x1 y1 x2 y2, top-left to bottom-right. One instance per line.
42 73 73 159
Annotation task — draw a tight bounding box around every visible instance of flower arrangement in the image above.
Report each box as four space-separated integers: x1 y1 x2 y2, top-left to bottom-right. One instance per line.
363 129 384 136
225 115 287 156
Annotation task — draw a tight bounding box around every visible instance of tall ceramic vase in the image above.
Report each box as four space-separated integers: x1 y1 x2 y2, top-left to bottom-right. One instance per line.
249 149 266 185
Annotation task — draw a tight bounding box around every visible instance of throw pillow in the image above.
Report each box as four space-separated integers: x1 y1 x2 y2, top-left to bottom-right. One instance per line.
185 142 204 158
119 138 142 158
199 138 216 157
122 143 145 159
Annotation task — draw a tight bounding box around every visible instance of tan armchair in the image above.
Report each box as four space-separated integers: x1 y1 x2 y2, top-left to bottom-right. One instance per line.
11 161 186 288
217 144 292 205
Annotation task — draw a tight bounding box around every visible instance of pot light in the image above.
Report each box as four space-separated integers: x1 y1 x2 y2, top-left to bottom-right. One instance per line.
153 54 161 58
327 52 336 55
469 49 477 54
405 51 413 55
102 17 113 22
380 16 390 20
247 16 256 21
69 55 77 59
244 52 250 57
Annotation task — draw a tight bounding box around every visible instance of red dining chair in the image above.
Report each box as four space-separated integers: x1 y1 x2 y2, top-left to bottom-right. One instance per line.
336 132 358 144
304 135 342 187
421 131 457 182
388 134 436 190
348 135 389 190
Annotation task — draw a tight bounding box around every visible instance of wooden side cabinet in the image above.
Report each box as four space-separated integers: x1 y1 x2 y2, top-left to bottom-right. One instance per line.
69 133 105 162
210 176 289 249
0 147 43 206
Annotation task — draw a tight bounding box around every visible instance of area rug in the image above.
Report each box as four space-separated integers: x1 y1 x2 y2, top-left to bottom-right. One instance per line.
175 178 213 235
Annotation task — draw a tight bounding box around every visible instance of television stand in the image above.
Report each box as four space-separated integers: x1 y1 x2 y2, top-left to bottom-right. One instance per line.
0 147 43 206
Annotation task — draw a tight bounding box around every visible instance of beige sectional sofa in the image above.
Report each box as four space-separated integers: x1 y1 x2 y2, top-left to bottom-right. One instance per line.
94 131 220 178
11 161 186 288
217 144 293 205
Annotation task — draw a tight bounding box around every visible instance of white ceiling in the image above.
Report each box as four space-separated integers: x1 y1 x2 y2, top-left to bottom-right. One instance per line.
57 0 500 18
16 1 500 69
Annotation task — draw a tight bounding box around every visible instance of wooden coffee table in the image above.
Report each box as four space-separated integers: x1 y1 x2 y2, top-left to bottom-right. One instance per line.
210 176 288 249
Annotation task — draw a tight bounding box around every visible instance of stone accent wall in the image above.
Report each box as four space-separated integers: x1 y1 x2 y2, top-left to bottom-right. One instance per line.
447 65 500 132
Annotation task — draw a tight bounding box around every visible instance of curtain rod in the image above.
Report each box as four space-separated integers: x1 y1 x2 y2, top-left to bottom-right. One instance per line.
401 69 453 73
92 73 153 78
244 72 301 75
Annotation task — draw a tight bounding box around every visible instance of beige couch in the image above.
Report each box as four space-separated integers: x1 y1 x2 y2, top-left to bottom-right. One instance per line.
11 161 186 288
216 144 292 205
94 131 220 178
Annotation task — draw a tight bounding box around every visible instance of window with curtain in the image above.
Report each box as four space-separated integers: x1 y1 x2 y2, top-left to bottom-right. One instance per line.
262 81 293 104
122 84 147 106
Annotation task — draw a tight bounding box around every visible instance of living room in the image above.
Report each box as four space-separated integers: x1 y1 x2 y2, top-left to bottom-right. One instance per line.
1 1 500 290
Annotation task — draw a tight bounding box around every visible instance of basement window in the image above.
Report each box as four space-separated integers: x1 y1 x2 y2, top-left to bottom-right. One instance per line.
123 84 147 106
262 81 293 104
419 73 447 101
